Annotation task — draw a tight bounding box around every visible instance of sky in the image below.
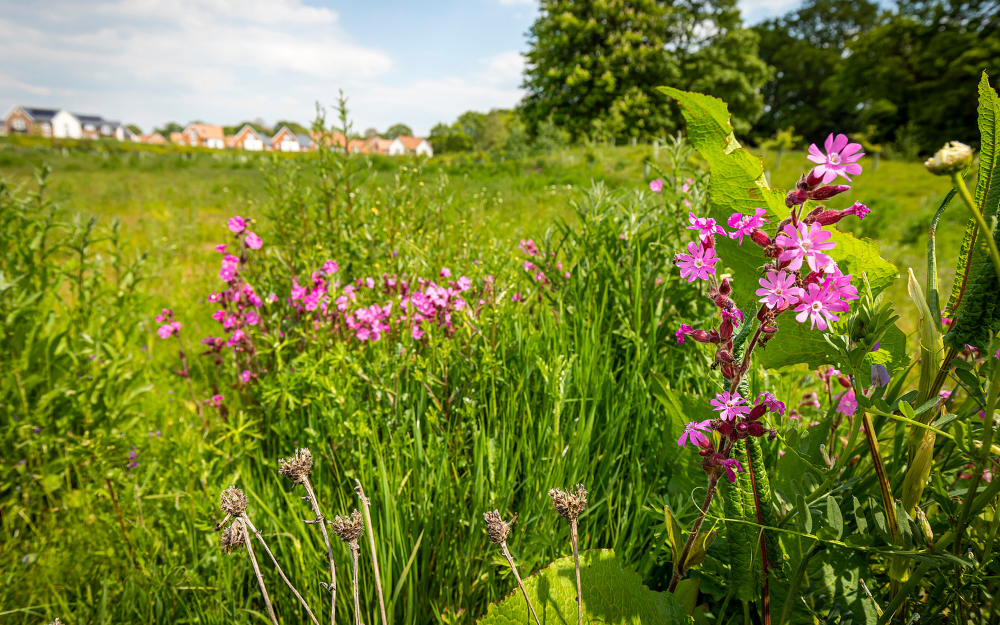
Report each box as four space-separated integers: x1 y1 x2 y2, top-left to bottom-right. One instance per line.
0 0 801 136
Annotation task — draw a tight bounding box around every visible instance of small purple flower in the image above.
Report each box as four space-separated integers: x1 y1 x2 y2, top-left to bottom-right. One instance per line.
33 427 40 434
722 459 743 483
678 420 712 448
757 392 786 416
711 391 751 421
871 364 890 388
836 390 858 417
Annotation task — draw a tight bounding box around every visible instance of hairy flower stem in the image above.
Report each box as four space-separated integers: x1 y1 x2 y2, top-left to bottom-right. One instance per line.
668 473 721 592
354 480 388 625
302 477 337 625
952 363 1000 561
570 519 583 625
499 542 541 625
349 543 362 625
951 171 1000 283
243 516 320 625
240 518 280 625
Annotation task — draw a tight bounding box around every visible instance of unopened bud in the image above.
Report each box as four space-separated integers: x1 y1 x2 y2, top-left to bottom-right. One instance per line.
805 168 825 188
703 234 715 249
735 421 750 438
761 323 778 335
748 404 767 420
719 318 734 341
719 278 731 296
716 349 735 364
837 376 852 388
924 141 973 176
690 329 712 343
714 419 733 437
750 229 771 247
809 185 852 201
785 188 809 207
721 363 737 379
915 507 933 547
747 421 766 437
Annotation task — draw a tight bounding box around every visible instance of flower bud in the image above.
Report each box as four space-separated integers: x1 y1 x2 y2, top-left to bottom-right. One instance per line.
716 349 735 364
691 329 712 343
703 234 715 249
747 421 766 437
871 364 890 388
748 403 767 421
785 188 809 207
805 168 825 188
809 185 852 201
720 318 734 341
837 376 852 388
924 141 973 175
714 419 733 437
721 363 737 380
915 507 933 547
750 229 771 248
719 278 732 296
735 421 750 439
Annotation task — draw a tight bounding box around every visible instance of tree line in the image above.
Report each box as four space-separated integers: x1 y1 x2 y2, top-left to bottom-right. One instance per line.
430 0 999 156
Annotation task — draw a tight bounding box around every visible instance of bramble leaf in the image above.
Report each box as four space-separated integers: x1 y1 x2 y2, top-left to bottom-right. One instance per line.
476 549 690 624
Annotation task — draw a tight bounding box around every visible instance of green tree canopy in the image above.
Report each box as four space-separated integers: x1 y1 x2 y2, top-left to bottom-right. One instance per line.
521 0 769 141
384 123 414 139
274 120 309 135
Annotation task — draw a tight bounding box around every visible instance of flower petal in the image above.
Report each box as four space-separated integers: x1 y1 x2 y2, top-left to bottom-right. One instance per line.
831 133 849 153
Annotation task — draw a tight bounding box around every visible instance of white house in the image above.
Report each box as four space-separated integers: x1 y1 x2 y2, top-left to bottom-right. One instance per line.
51 110 82 138
398 135 433 157
386 138 406 156
230 125 266 151
272 126 300 152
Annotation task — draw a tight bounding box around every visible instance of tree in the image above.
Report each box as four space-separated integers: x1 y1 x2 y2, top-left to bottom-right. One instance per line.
521 0 769 142
751 0 881 143
428 123 473 153
154 122 184 137
275 120 309 134
384 123 414 139
831 0 1000 151
363 127 380 138
126 124 142 136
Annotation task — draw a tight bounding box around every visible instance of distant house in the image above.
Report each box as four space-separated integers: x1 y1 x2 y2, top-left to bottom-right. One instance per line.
176 123 226 149
1 106 59 137
368 137 406 155
347 138 369 153
229 125 267 151
272 126 302 152
138 133 166 145
397 136 433 157
295 133 314 152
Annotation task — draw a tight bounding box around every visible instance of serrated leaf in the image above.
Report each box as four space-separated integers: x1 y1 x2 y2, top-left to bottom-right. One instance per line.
476 549 689 624
657 86 899 370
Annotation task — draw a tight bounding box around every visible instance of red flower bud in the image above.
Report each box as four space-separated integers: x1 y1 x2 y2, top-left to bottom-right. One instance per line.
796 172 811 191
720 319 734 341
805 168 825 188
703 234 715 249
748 404 767 420
716 349 735 364
761 324 778 335
721 363 737 380
735 421 750 438
715 420 733 436
785 188 809 207
837 376 852 388
747 421 766 437
691 329 712 343
809 184 851 201
720 278 732 296
750 229 771 247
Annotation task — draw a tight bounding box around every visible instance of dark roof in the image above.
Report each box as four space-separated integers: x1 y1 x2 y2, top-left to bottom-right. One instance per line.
23 107 59 122
75 114 106 125
295 133 312 148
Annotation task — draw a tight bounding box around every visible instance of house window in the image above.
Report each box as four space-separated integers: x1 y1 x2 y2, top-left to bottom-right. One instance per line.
101 125 111 135
11 118 26 131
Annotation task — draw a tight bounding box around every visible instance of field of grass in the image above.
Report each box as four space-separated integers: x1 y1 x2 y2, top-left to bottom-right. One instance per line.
0 135 969 624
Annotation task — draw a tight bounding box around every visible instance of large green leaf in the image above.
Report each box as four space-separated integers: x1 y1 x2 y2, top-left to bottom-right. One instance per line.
476 549 690 624
657 86 899 369
945 72 1000 349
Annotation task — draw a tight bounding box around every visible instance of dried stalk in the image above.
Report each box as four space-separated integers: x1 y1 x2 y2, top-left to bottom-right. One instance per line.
241 518 280 625
549 485 588 625
484 510 541 625
243 515 320 625
279 448 337 625
330 510 365 625
355 480 388 625
219 487 277 625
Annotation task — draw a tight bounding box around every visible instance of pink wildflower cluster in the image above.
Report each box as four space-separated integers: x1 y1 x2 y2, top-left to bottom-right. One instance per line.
156 308 182 339
517 239 572 295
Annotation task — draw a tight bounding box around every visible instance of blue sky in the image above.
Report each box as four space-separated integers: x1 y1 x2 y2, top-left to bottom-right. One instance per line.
0 0 801 136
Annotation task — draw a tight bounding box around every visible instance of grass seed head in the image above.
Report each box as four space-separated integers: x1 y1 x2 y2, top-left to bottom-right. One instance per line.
483 510 516 545
278 447 314 485
549 484 588 522
220 521 247 554
329 509 365 545
220 486 248 516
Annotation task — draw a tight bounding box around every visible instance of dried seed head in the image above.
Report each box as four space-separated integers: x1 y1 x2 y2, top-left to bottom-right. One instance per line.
924 141 974 175
220 521 247 554
549 484 588 522
483 509 516 544
220 486 248 516
278 448 314 485
329 510 364 545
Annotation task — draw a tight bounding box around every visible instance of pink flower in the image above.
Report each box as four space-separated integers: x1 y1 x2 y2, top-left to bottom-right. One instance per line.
675 324 693 345
849 202 870 220
757 392 786 416
836 389 858 417
228 216 246 233
245 232 263 249
323 260 338 275
157 324 175 339
440 267 452 278
820 265 858 312
687 212 726 242
240 370 251 382
411 324 424 340
794 283 840 331
365 277 375 289
649 179 663 193
212 310 226 322
457 276 471 291
210 394 224 406
523 260 536 272
678 420 713 448
711 391 751 421
519 239 539 257
756 271 798 309
807 134 864 183
675 241 718 282
722 459 743 483
170 321 182 332
245 311 259 326
215 244 227 253
219 254 240 282
291 280 307 301
727 209 769 245
776 222 836 271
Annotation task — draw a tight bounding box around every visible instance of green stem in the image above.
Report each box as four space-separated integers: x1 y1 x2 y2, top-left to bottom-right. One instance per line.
951 171 1000 284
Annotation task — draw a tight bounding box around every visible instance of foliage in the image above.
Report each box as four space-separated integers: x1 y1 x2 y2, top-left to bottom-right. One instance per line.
383 123 415 139
476 550 690 624
521 0 769 142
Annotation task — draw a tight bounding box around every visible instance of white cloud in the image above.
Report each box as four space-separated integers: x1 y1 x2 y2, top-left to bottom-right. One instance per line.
737 0 801 24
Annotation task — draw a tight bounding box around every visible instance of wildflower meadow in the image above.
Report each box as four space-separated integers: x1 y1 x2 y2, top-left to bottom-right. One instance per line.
3 73 1000 625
